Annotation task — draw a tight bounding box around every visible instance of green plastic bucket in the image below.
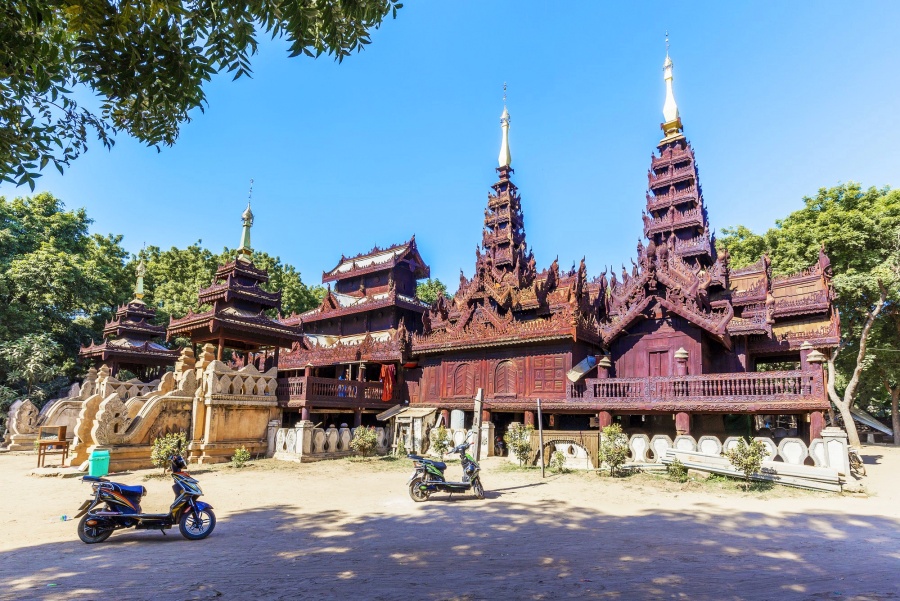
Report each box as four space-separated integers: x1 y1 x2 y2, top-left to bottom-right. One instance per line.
88 449 110 477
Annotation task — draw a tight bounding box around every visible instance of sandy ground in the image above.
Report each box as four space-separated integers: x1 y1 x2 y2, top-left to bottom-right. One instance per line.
0 446 899 601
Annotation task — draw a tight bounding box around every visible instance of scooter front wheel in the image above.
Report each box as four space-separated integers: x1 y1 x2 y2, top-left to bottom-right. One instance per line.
472 478 485 500
179 507 216 540
77 514 113 544
409 477 430 502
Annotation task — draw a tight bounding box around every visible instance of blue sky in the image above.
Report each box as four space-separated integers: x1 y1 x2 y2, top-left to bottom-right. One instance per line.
3 1 898 289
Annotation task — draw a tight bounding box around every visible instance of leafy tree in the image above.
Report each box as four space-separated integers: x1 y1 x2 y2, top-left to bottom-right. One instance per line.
151 432 188 473
598 423 629 477
2 0 402 188
349 425 378 457
416 278 449 305
724 438 769 491
504 423 534 467
430 424 452 460
719 183 900 447
0 334 62 402
0 192 130 372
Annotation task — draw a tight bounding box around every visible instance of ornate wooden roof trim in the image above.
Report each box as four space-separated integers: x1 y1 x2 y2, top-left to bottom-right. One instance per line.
321 236 430 283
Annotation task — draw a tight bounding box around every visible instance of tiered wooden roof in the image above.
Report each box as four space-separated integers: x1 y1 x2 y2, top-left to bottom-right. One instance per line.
167 258 303 351
80 300 180 366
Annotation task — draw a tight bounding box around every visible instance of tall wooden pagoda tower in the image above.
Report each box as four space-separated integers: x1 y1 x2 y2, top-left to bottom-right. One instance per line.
167 203 303 361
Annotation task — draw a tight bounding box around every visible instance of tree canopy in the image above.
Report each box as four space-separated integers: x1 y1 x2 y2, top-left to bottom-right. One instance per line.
415 278 448 305
0 192 322 423
1 0 401 188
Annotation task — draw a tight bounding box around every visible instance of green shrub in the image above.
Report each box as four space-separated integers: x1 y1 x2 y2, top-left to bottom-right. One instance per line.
668 457 688 483
598 423 629 477
725 438 769 490
350 426 378 457
504 424 534 467
150 432 187 473
231 446 251 468
549 450 567 473
431 425 452 460
395 435 407 458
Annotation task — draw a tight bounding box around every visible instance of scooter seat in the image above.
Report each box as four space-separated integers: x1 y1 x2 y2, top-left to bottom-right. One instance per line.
111 483 147 497
430 461 447 471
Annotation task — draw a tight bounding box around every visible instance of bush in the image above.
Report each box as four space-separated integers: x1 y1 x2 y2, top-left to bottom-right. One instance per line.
598 423 629 477
150 432 187 473
350 426 378 457
668 457 688 483
231 446 251 468
431 425 452 460
549 450 567 474
504 424 534 467
725 438 769 490
395 435 407 458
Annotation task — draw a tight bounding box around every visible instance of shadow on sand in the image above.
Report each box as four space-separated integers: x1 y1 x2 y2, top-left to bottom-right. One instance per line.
2 494 900 601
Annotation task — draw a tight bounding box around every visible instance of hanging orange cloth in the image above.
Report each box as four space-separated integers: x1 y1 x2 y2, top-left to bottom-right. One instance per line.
380 364 396 401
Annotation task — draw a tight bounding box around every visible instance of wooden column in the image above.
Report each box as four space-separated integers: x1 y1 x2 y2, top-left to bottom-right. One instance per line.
301 406 311 421
675 412 691 436
354 408 362 427
674 347 689 377
440 409 451 427
481 409 492 423
809 411 825 441
597 356 612 379
598 411 613 428
217 331 225 361
273 346 280 370
524 411 536 427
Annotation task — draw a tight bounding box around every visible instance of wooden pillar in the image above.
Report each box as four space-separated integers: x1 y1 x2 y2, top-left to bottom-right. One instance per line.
809 411 825 442
481 409 492 423
217 331 225 361
597 356 612 379
524 411 535 427
598 411 613 428
440 409 451 428
675 412 691 436
675 347 689 377
301 406 311 421
354 408 362 427
273 346 280 370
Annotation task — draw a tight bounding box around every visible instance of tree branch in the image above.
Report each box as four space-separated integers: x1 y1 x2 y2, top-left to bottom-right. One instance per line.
843 279 888 406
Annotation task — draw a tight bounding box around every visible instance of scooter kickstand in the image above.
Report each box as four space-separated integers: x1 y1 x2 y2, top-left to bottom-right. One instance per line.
160 529 167 535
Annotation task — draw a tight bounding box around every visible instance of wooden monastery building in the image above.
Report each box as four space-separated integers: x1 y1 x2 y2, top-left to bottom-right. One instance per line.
272 50 839 442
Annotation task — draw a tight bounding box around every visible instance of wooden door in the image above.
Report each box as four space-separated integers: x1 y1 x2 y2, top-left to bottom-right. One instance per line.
649 351 670 377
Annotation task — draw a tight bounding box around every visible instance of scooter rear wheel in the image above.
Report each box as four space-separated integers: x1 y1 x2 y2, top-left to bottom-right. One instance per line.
77 514 113 544
179 508 216 540
472 478 485 500
409 477 430 502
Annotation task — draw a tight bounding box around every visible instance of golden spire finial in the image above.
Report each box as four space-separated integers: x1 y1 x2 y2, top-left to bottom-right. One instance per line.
498 83 511 168
661 32 683 141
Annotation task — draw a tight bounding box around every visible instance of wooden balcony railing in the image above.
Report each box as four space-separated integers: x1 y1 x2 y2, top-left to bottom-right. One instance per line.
572 371 826 410
276 376 390 406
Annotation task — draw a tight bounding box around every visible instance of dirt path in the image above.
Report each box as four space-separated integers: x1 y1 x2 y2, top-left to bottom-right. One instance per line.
1 446 899 601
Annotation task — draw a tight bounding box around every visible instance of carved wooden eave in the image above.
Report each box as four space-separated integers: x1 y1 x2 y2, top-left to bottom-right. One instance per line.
300 290 429 325
102 317 167 339
321 236 430 284
167 307 303 349
79 339 180 363
197 276 282 308
215 260 270 283
279 330 407 368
